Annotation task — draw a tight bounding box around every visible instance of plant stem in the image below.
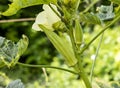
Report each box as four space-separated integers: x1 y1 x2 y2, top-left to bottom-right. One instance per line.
17 62 77 75
77 60 92 88
0 18 35 23
68 27 92 88
76 51 92 88
75 0 81 11
82 0 99 13
42 68 49 82
80 15 120 55
90 32 104 82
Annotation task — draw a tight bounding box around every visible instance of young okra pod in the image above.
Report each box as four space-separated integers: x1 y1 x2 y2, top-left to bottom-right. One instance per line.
39 25 78 67
74 19 83 48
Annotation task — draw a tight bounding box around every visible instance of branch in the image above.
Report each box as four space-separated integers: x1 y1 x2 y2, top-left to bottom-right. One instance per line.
0 18 35 23
82 0 99 13
17 62 77 75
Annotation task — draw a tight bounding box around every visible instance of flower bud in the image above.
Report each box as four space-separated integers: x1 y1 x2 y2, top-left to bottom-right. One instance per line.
63 0 69 4
52 21 66 32
63 0 76 5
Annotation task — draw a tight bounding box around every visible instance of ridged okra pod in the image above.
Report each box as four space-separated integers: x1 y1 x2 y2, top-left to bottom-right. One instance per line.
39 25 78 67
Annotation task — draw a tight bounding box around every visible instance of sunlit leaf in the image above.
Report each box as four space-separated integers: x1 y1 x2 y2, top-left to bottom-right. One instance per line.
2 0 57 16
79 13 101 24
0 35 28 67
6 79 24 88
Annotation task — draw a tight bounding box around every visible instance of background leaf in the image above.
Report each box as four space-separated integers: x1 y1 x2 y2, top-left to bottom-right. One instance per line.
96 5 115 20
6 79 24 88
2 0 57 16
0 35 28 67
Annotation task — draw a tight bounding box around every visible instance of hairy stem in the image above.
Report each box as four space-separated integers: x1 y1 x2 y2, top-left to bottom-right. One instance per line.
68 27 92 88
17 62 77 74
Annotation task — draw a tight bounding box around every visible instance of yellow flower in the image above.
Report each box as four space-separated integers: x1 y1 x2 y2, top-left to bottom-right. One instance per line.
32 4 60 31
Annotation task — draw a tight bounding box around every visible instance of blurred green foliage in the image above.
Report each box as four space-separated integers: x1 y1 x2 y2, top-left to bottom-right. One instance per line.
0 0 120 87
83 25 120 82
0 0 57 84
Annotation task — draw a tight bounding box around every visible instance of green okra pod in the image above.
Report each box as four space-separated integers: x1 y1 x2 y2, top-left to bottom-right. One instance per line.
74 19 83 47
39 25 78 67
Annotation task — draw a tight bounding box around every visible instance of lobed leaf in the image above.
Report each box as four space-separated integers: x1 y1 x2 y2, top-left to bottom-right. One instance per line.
96 5 115 20
6 79 24 88
0 35 28 67
2 0 57 16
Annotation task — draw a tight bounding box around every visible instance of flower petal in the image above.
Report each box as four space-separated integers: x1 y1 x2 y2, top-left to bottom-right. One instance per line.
32 4 61 31
32 11 47 31
43 4 60 26
35 11 47 24
32 22 43 31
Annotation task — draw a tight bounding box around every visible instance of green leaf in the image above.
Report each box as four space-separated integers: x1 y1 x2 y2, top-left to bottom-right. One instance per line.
39 25 78 67
17 35 29 56
2 0 57 16
0 35 28 67
79 13 101 24
6 79 24 88
110 0 120 5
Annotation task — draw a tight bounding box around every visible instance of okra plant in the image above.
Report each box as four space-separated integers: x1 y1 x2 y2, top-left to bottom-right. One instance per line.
0 0 120 88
